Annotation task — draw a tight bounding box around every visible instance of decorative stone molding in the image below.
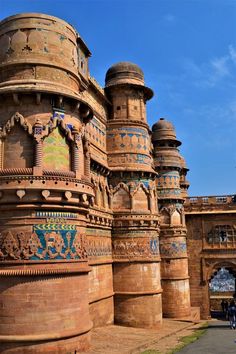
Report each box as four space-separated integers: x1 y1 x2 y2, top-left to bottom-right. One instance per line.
0 112 33 138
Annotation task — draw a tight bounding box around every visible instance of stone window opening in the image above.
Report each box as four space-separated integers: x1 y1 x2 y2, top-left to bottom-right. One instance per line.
207 225 236 246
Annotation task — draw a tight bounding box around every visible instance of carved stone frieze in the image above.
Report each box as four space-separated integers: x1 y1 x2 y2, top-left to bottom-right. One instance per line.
86 236 112 258
112 236 159 260
159 239 187 258
0 225 87 261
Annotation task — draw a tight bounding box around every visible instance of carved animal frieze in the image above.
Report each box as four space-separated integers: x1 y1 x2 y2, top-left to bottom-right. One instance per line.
112 237 159 260
86 236 112 258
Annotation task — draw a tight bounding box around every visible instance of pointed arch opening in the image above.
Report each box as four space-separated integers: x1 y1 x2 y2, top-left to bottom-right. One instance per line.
132 184 149 211
113 185 131 211
2 114 33 170
42 126 71 172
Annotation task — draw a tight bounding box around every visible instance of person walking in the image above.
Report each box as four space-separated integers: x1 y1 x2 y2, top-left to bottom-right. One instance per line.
228 300 236 329
221 299 226 313
225 300 229 319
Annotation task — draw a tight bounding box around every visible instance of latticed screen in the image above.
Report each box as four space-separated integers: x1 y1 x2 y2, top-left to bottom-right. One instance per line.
207 225 236 245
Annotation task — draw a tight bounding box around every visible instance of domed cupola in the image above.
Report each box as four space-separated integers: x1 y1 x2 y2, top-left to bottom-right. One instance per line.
152 118 181 146
105 61 155 173
105 61 153 101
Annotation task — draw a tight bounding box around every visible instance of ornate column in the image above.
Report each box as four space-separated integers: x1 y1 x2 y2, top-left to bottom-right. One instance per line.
71 127 81 174
83 136 91 179
33 119 43 170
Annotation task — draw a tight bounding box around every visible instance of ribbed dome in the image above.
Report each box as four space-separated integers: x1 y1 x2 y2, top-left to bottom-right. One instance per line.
152 118 181 146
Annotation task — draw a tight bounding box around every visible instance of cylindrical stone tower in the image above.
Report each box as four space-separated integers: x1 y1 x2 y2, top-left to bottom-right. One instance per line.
0 13 94 353
152 118 191 318
105 62 162 328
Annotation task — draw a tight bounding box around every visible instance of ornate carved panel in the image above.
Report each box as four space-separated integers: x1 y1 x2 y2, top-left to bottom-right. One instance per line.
0 225 87 261
112 236 159 260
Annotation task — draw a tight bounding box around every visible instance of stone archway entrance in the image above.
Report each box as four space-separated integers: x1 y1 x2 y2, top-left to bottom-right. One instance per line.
202 260 236 319
209 266 236 316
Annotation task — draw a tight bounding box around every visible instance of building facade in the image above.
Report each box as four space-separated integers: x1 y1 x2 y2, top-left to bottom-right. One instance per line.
0 12 234 354
185 196 236 320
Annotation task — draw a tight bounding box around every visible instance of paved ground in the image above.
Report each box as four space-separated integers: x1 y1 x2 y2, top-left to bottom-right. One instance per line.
80 319 203 354
80 312 236 354
177 319 236 354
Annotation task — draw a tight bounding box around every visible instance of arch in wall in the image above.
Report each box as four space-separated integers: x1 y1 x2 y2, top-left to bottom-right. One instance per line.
171 209 181 226
0 112 34 170
201 259 236 319
42 118 73 172
159 207 170 225
132 183 149 211
112 183 131 211
206 260 236 283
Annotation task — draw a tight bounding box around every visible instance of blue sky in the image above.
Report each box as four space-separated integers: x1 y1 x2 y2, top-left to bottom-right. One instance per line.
1 0 236 196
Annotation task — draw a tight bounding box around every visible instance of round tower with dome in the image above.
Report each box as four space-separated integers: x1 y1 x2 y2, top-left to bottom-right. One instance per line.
152 117 191 318
105 62 162 328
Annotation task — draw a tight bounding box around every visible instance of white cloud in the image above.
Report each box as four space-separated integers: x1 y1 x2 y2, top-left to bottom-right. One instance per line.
229 44 236 64
211 56 229 78
181 50 235 88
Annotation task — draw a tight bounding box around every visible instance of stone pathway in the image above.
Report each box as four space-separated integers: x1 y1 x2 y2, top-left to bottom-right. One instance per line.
80 320 202 354
177 319 236 354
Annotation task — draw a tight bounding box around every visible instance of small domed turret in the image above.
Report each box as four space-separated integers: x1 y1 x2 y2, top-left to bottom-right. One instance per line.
152 118 181 146
105 62 144 87
105 61 155 173
105 61 153 100
179 155 189 171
